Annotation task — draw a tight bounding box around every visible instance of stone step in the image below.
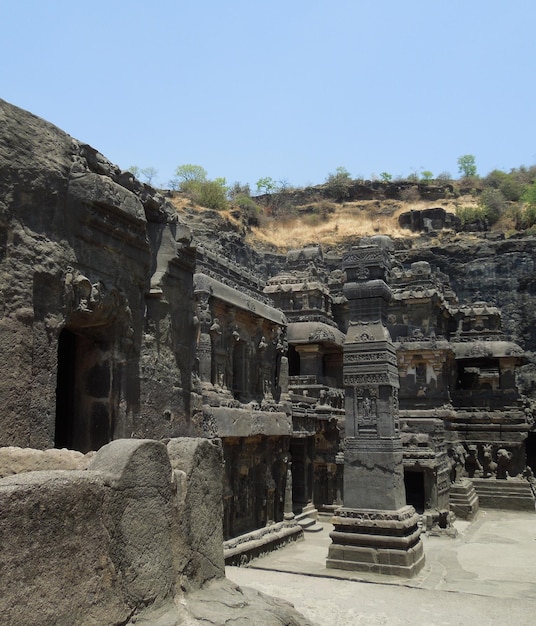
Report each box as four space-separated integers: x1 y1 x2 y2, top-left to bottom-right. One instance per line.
471 478 535 512
295 506 324 532
296 517 324 532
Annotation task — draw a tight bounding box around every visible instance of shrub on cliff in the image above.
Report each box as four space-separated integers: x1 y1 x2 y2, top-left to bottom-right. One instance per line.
325 166 351 201
516 182 536 229
174 164 229 210
484 169 525 202
233 194 262 225
478 188 508 224
191 178 229 211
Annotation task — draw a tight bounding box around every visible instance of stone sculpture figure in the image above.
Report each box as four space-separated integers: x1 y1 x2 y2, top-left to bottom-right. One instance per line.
210 317 222 337
448 444 467 483
465 445 482 478
496 448 513 479
482 444 497 478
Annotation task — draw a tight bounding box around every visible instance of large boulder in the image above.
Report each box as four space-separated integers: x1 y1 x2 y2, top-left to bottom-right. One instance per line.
167 437 225 591
0 438 310 625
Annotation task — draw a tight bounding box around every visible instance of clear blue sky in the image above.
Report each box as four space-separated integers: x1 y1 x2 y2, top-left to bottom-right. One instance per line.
2 0 535 189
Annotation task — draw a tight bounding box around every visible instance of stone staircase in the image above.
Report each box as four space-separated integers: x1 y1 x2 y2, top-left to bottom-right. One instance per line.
471 477 535 512
295 502 324 533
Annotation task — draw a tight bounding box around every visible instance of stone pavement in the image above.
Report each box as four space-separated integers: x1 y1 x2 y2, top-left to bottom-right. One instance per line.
227 509 536 625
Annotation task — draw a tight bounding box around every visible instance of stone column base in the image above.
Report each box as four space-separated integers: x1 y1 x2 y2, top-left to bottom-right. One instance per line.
326 505 425 577
449 478 479 520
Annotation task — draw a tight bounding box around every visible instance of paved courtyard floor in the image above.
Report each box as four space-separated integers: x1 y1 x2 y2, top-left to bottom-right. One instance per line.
227 509 536 625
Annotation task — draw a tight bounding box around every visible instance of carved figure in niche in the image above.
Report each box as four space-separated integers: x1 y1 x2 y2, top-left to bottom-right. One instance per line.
317 389 327 406
210 317 222 337
192 312 200 344
448 444 467 483
196 294 212 330
465 445 482 478
275 333 287 356
357 390 377 425
232 325 241 342
64 267 92 313
119 305 135 355
263 379 274 401
482 444 497 478
255 336 268 399
283 459 294 520
496 448 513 479
270 327 286 399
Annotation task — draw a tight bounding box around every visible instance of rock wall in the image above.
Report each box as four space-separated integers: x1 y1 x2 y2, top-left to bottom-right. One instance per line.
0 99 195 450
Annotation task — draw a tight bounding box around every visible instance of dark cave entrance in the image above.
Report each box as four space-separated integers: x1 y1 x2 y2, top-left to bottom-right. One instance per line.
526 431 536 473
404 469 425 513
232 340 246 401
288 345 300 377
55 328 113 453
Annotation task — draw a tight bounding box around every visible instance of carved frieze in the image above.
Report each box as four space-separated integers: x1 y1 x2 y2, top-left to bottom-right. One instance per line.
308 327 336 342
334 506 416 522
344 351 396 365
467 343 493 358
344 372 399 387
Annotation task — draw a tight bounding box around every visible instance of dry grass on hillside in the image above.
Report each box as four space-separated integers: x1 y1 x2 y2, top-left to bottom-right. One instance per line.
249 198 473 251
168 191 480 252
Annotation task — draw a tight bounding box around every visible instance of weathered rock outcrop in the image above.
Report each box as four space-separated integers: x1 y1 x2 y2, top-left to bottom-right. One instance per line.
0 438 311 626
398 207 462 232
0 446 94 478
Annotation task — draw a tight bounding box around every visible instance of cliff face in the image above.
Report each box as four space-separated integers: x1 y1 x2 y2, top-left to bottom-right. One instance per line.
401 236 536 348
399 235 536 397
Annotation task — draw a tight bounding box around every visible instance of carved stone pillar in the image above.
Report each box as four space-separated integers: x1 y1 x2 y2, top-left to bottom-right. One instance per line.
283 460 295 520
194 290 213 386
326 239 425 577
